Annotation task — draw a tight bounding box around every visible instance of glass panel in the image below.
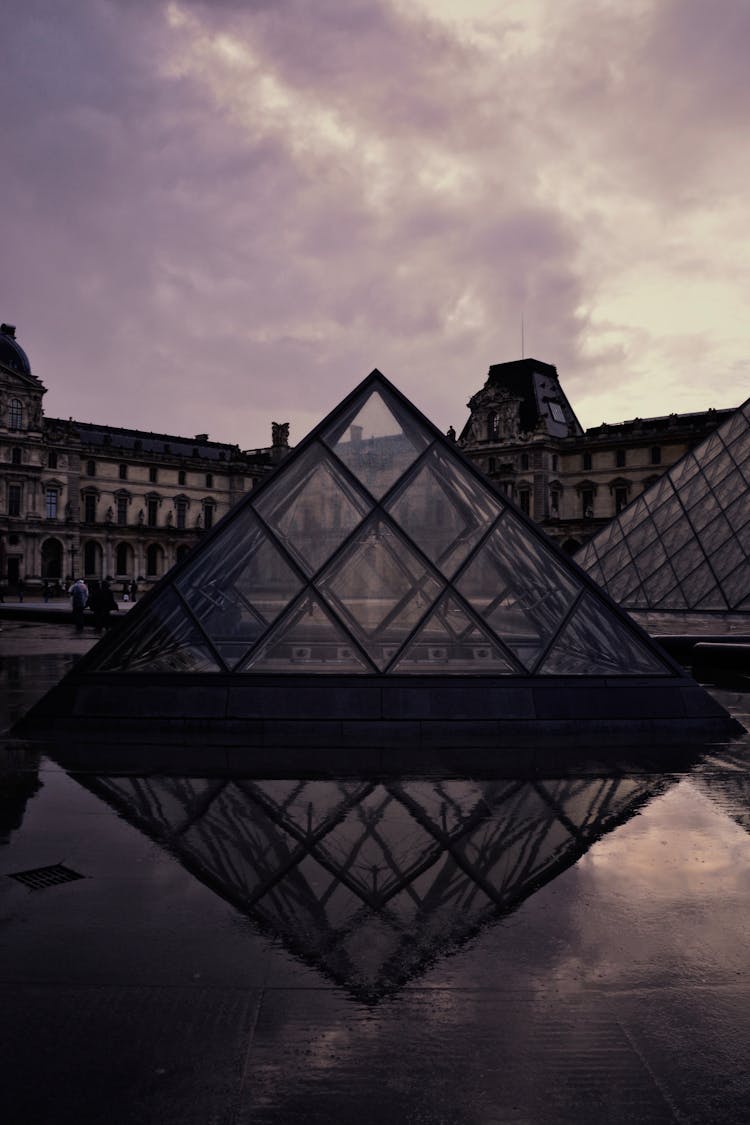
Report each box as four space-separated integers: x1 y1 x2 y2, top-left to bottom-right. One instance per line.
699 430 725 466
456 513 581 670
702 512 734 551
711 466 746 510
626 515 659 557
686 490 719 532
678 470 710 510
615 496 649 535
393 595 517 674
725 493 750 533
97 589 221 673
540 593 670 676
597 539 633 580
576 542 598 570
720 409 747 445
620 584 649 608
241 593 372 673
644 474 674 512
176 507 304 669
708 535 744 580
385 446 502 578
254 442 370 576
721 560 750 609
607 567 644 604
658 587 688 610
641 561 679 604
694 587 728 610
633 537 667 575
727 425 750 464
322 385 430 499
669 451 699 488
317 516 443 670
671 539 706 581
703 448 735 489
680 563 715 606
658 515 694 555
589 519 622 553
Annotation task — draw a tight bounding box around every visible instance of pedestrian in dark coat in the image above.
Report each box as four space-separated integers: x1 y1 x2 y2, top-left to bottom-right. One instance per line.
89 580 119 631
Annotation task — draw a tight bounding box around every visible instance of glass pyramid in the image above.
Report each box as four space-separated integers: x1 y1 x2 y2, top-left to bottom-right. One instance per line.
576 398 750 611
85 370 675 677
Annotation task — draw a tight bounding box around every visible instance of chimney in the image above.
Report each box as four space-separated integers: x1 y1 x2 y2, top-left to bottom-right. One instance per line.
1 324 17 338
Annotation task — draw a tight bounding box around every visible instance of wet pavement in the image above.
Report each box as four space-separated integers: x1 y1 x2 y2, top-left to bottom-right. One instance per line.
1 626 750 1123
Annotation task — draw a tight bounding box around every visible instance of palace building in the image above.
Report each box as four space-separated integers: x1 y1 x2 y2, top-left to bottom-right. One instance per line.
0 323 286 593
458 358 737 552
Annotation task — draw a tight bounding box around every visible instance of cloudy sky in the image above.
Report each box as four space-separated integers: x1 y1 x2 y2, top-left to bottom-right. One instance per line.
3 0 749 448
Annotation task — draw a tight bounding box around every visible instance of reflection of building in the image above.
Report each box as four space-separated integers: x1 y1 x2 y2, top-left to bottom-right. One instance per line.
459 359 736 552
0 324 287 591
71 772 665 1002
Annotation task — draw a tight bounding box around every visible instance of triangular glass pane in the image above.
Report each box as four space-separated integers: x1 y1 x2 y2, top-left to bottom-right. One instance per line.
641 561 679 604
322 385 430 499
644 474 674 512
175 506 304 669
727 424 750 464
96 588 221 673
393 595 517 674
540 594 671 676
254 442 370 576
694 587 728 610
704 449 735 489
722 560 750 608
671 539 706 581
317 515 443 670
712 466 747 509
619 584 649 608
385 445 503 578
615 495 650 535
241 593 372 673
720 409 747 445
708 534 745 581
656 587 688 610
456 512 581 671
668 451 700 488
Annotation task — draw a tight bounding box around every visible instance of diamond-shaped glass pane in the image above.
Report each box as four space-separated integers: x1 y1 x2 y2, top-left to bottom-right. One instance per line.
317 516 443 670
241 593 372 673
456 513 581 671
97 589 221 673
721 560 750 608
540 594 670 675
254 442 370 576
385 445 503 578
175 506 304 669
322 386 430 499
393 595 517 674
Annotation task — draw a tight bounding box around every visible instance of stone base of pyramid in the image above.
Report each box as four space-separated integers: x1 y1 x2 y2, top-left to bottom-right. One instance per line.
15 672 743 761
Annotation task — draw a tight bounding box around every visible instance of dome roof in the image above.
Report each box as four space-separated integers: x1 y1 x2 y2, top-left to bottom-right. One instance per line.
0 324 31 377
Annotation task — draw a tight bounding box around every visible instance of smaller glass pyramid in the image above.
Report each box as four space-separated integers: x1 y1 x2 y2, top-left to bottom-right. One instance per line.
81 370 676 678
577 398 750 611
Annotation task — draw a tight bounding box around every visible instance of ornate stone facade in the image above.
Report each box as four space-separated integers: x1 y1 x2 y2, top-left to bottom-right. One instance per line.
0 324 288 592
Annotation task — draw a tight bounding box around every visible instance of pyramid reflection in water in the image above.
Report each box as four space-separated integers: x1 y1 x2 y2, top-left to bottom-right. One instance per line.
576 398 750 612
77 772 667 1001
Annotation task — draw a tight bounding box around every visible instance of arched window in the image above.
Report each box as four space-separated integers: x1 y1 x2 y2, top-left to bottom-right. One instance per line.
176 545 191 564
203 501 215 530
146 543 163 576
9 399 22 430
115 542 133 575
83 540 102 577
41 537 63 580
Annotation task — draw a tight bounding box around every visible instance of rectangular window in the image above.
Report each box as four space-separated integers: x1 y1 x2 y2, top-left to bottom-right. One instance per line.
582 489 594 518
149 466 158 483
119 464 128 480
550 490 560 516
45 489 58 519
86 460 96 477
117 496 128 525
203 503 214 530
615 486 628 514
83 493 97 523
650 446 662 465
205 473 213 488
147 498 159 527
8 484 21 517
176 500 187 529
582 452 592 471
178 469 186 486
519 490 530 516
616 449 626 468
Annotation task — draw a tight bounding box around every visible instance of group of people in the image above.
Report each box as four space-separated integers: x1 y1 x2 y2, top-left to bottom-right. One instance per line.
69 578 121 633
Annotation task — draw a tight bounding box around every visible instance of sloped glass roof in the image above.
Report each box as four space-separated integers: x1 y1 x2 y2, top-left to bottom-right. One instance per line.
87 371 674 677
576 398 750 611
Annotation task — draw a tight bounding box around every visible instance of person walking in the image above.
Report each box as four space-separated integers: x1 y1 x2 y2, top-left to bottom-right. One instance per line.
89 579 119 631
69 578 89 633
129 579 138 603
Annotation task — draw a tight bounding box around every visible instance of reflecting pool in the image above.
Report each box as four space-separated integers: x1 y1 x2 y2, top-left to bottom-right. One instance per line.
2 646 750 1123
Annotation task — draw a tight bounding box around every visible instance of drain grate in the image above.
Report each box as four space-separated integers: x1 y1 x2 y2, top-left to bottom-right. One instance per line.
6 864 85 891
